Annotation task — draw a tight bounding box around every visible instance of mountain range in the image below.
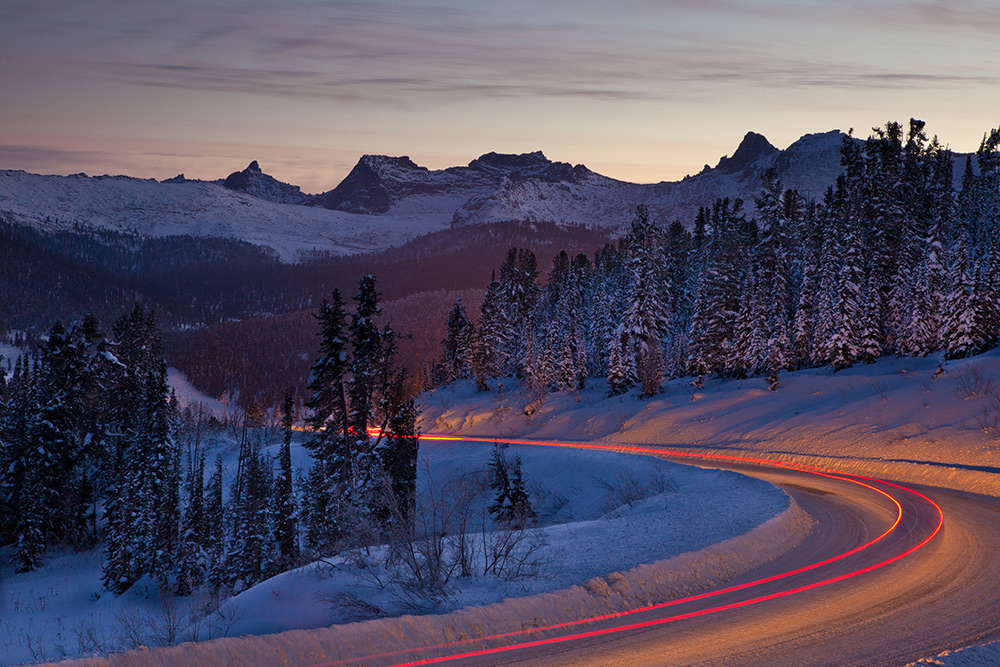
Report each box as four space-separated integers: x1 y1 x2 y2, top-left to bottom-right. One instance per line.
0 130 850 262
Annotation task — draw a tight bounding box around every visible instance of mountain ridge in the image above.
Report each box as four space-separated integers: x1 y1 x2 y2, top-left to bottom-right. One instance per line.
0 129 867 262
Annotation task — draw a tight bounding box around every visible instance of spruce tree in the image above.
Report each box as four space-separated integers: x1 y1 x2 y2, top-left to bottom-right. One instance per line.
942 232 981 359
473 275 506 390
439 299 475 385
615 206 668 397
305 291 350 471
274 390 299 571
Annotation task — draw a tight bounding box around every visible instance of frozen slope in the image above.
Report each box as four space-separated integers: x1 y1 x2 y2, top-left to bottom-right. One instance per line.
0 170 452 262
0 130 852 263
1 399 788 665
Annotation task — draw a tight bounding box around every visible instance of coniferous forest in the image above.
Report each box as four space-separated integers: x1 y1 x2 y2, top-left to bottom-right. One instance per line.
436 122 1000 397
1 118 998 606
0 278 419 604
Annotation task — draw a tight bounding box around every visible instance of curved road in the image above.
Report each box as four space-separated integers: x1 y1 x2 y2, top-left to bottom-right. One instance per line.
341 436 1000 667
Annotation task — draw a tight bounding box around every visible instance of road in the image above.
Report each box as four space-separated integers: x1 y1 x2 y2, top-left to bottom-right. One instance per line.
352 437 1000 667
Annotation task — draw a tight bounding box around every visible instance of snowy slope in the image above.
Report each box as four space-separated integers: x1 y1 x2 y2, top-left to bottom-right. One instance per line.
317 132 850 229
220 161 311 205
910 643 1000 666
0 170 452 263
422 350 1000 497
0 428 787 665
0 130 852 263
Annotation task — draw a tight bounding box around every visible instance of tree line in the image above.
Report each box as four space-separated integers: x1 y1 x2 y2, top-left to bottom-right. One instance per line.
0 276 418 604
435 121 1000 396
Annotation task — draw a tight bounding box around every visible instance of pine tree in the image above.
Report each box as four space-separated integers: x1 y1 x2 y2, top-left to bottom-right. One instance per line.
473 274 507 389
506 456 535 529
827 214 864 371
439 299 475 385
487 447 533 528
614 206 668 397
202 455 226 590
144 364 181 588
753 169 793 379
585 245 624 379
349 275 389 488
687 198 745 377
227 444 273 590
942 233 982 359
176 449 206 596
489 248 540 379
377 398 419 525
487 444 511 522
274 391 299 571
305 291 350 471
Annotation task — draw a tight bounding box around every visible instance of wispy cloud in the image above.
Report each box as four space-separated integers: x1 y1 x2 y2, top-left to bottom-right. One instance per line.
6 0 998 107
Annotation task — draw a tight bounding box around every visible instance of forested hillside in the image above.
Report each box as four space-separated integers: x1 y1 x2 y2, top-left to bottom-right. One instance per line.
436 121 1000 396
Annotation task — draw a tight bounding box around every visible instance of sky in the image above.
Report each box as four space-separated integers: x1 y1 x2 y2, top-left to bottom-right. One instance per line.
1 0 999 193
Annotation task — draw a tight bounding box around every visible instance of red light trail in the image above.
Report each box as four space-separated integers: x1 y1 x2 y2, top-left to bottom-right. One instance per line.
312 434 944 667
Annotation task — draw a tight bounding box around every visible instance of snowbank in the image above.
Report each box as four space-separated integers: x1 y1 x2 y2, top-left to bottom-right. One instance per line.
35 502 809 667
421 350 1000 497
12 432 794 666
909 643 1000 666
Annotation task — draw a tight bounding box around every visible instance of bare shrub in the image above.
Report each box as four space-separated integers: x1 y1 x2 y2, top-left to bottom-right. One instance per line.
973 383 1000 439
198 596 245 641
442 469 491 579
481 519 551 581
596 468 677 513
74 617 114 657
115 594 207 650
146 595 192 647
316 591 386 623
954 364 994 399
335 456 552 611
113 605 149 651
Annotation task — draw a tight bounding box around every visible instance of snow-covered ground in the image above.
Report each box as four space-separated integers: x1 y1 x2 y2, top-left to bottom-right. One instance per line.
166 368 229 421
0 344 20 374
909 644 1000 666
11 349 1000 665
209 443 786 641
420 351 1000 667
0 170 453 262
1 407 787 665
422 349 1000 497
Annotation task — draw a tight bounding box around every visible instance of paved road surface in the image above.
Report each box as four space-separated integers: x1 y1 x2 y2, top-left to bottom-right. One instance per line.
358 440 1000 667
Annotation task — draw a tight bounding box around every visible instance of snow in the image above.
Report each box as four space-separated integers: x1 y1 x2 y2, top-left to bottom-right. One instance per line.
0 133 854 263
910 643 1000 666
13 348 1000 665
166 368 228 421
422 349 1000 497
0 170 453 263
1 425 789 665
0 344 21 373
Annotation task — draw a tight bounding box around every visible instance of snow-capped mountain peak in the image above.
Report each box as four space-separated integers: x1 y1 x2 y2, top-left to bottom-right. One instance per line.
222 161 311 205
715 131 780 175
0 130 867 262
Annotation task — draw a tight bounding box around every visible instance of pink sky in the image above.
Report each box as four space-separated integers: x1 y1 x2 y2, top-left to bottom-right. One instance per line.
2 0 999 192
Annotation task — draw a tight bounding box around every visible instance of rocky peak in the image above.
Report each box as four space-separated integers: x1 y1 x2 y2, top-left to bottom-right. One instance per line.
221 160 309 205
715 132 779 175
468 151 550 171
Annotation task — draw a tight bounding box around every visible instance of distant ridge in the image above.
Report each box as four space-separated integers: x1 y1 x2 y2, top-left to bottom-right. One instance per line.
0 129 885 262
222 160 311 204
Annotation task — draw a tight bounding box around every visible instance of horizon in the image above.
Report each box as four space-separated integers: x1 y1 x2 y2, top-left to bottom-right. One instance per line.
2 1 999 193
3 128 852 192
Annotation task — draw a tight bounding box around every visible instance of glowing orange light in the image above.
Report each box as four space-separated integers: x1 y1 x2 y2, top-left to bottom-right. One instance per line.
306 434 944 667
